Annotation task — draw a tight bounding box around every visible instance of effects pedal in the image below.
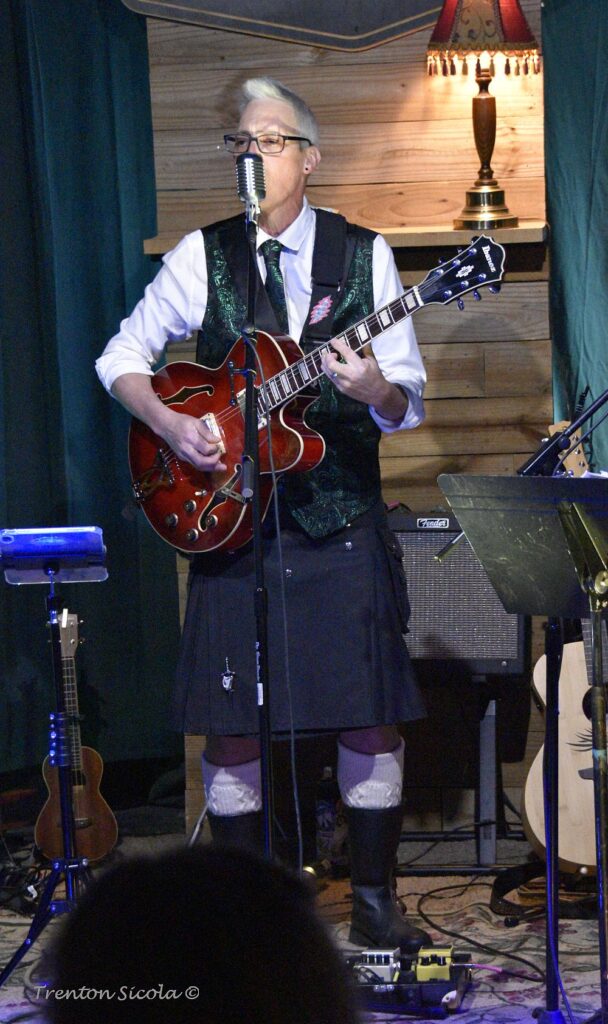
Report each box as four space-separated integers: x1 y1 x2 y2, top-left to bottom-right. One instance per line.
344 945 471 1015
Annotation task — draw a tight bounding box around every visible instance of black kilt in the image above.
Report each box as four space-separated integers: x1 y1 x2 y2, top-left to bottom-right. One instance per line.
173 502 425 736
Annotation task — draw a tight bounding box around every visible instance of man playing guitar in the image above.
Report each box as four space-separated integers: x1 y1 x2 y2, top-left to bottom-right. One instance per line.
96 76 430 953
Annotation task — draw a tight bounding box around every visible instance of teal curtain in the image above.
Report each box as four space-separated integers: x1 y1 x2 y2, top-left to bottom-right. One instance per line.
0 0 181 771
544 0 608 470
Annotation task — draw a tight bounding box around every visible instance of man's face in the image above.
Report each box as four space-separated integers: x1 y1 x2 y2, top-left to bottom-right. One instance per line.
237 98 319 221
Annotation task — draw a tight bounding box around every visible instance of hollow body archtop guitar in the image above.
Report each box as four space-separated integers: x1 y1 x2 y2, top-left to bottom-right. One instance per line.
128 235 505 555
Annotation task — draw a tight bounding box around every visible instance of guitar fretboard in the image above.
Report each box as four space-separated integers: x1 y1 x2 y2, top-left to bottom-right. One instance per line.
62 654 84 776
257 286 424 416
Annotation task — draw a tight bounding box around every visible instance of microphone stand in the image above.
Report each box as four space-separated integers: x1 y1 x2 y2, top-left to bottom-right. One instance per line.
240 195 275 859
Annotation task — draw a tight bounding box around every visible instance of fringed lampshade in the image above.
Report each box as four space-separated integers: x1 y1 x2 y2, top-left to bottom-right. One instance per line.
427 0 541 229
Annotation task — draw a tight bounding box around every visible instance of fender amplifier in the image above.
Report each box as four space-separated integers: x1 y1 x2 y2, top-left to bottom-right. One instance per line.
388 506 527 677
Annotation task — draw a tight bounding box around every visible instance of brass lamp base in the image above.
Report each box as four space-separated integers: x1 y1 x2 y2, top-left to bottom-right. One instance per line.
454 182 518 230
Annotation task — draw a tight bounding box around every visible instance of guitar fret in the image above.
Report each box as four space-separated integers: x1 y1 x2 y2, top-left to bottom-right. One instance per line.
309 350 324 377
282 370 297 397
366 314 384 338
274 375 288 402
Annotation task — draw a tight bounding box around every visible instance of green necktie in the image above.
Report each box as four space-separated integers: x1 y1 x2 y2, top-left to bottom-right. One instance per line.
260 238 289 334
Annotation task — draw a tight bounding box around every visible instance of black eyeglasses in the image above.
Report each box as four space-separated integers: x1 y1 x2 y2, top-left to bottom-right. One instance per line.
223 131 312 155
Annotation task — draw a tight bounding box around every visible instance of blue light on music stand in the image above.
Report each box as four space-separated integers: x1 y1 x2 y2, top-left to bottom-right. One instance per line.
0 526 107 584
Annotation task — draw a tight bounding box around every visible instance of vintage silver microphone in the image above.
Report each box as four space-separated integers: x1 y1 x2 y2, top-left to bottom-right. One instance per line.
235 152 266 225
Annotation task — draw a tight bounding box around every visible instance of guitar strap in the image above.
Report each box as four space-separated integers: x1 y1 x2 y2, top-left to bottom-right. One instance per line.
303 208 356 346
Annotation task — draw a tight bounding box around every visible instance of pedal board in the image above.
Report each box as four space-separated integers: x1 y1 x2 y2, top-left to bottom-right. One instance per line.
344 946 471 1016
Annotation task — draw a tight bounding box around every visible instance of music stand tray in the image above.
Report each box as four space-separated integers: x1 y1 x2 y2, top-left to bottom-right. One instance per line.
437 474 608 619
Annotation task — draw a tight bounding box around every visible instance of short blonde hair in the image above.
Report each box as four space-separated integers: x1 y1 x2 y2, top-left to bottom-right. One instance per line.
238 77 320 147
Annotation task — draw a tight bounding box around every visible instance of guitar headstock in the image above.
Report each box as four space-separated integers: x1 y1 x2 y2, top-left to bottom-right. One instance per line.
419 235 506 308
59 611 80 658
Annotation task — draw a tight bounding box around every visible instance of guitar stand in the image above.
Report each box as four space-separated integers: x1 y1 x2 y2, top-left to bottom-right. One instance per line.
0 526 107 988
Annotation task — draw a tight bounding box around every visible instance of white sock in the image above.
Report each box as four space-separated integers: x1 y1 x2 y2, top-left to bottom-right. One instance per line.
337 738 404 809
202 755 262 816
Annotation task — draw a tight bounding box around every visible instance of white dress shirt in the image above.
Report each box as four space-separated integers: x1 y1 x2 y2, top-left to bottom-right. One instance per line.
96 198 426 431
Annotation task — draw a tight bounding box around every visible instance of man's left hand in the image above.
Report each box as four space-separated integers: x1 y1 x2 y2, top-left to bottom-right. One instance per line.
321 338 408 421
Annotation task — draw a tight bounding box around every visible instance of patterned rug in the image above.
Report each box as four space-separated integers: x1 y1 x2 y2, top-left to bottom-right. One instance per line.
0 873 601 1023
325 875 602 1023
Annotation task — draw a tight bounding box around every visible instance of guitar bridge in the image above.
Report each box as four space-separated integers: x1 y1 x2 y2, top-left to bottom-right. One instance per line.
132 449 176 503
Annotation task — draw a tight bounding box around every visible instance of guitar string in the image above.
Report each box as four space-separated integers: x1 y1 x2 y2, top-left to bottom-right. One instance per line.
62 654 84 824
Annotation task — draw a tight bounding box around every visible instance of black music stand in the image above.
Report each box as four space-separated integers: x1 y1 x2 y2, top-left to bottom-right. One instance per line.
0 526 107 987
437 475 608 1024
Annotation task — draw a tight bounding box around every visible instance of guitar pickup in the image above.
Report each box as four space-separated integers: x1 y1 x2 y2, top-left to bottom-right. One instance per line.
201 413 225 455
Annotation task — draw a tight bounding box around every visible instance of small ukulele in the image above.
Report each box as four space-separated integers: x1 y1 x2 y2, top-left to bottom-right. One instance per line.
35 612 118 864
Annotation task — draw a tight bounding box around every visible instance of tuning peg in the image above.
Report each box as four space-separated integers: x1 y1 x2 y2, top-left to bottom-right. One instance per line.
473 290 481 301
457 298 465 310
489 284 501 294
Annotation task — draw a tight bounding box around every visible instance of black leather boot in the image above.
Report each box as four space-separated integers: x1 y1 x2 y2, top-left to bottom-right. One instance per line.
347 805 432 955
207 810 264 854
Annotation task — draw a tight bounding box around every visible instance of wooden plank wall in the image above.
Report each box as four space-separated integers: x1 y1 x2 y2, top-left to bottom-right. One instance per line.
144 1 549 836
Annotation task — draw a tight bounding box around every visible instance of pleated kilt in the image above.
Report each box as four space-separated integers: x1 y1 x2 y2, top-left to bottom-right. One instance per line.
172 501 425 736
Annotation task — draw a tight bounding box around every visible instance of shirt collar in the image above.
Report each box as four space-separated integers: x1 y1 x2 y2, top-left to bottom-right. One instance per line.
256 196 313 255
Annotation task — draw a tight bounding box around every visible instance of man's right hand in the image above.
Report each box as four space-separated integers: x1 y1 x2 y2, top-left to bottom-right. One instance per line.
111 372 227 473
161 410 227 473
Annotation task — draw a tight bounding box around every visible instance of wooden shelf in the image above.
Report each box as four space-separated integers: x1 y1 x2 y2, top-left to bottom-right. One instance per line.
143 220 547 257
381 221 547 248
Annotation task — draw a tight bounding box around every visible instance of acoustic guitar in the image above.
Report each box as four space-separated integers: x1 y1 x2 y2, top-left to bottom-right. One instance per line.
128 235 505 554
35 612 118 864
521 422 594 873
522 639 598 873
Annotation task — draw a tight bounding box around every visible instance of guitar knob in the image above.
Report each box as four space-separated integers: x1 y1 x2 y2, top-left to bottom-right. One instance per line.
473 290 481 301
206 515 218 529
185 528 199 543
183 500 197 514
489 284 501 294
457 298 465 310
164 513 179 529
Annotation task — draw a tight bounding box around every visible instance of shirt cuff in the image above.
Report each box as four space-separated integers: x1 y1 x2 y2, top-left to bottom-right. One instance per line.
370 385 425 433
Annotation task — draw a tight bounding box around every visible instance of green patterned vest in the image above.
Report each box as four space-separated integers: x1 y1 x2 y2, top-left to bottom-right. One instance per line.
197 212 382 538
